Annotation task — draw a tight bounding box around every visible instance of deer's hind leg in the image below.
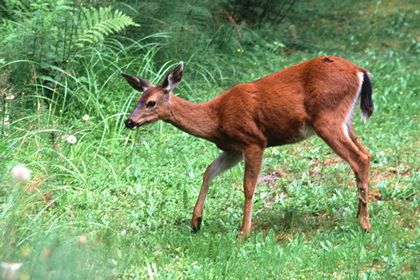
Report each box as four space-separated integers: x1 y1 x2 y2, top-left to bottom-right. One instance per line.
348 127 371 222
314 120 371 232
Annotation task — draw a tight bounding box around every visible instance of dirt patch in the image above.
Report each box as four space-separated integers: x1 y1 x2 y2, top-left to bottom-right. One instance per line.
369 187 382 202
257 171 282 186
371 168 412 184
307 156 345 178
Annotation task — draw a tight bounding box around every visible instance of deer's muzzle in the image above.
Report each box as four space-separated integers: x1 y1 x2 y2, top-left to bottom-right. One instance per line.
125 118 138 129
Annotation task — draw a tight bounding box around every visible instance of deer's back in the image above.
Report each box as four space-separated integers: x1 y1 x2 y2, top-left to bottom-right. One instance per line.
211 56 366 151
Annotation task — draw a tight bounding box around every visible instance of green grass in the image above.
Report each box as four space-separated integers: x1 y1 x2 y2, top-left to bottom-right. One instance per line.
1 0 419 279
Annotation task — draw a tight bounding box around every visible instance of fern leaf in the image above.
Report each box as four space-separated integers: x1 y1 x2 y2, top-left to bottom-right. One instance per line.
76 7 139 48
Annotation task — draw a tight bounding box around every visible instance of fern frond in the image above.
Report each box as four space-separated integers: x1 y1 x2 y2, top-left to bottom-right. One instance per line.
76 7 139 48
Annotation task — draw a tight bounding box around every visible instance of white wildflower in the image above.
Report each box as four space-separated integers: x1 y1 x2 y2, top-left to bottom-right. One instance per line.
67 135 77 144
82 114 89 121
5 95 15 100
1 262 23 280
11 164 31 181
2 117 9 125
78 234 87 244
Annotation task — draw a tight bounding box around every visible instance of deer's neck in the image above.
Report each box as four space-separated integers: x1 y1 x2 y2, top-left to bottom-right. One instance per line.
165 95 219 141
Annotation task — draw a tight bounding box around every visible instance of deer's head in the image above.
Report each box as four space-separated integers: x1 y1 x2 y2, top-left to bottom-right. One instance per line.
122 62 183 129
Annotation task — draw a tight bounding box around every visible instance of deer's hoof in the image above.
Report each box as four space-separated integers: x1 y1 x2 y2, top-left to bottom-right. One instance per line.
191 217 202 233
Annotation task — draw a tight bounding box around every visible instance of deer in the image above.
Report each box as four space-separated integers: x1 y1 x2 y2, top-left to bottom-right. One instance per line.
121 56 374 237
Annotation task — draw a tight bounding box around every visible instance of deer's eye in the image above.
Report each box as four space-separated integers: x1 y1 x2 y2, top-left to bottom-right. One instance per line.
146 101 156 108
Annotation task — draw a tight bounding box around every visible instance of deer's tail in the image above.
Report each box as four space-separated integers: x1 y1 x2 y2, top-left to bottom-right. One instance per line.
360 71 374 123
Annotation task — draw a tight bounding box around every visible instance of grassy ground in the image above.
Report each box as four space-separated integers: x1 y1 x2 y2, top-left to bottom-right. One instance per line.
1 1 419 279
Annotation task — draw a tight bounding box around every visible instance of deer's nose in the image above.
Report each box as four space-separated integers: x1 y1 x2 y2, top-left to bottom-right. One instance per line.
125 119 135 129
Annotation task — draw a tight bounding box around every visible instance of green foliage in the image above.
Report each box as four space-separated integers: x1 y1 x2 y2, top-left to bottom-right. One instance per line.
117 0 296 90
0 0 32 20
75 6 140 48
222 0 298 26
0 0 139 88
0 0 143 127
1 0 419 279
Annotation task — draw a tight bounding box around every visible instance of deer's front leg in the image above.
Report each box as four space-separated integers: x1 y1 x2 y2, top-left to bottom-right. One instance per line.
239 145 264 238
192 152 242 232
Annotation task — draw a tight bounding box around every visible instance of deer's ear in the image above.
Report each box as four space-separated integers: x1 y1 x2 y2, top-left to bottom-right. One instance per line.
162 62 183 93
121 73 153 92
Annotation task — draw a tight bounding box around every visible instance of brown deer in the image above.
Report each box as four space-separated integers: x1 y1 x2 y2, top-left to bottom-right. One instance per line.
122 56 373 237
